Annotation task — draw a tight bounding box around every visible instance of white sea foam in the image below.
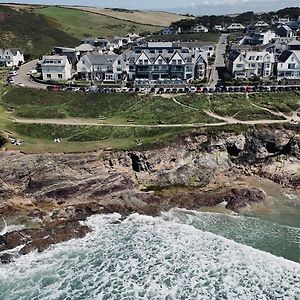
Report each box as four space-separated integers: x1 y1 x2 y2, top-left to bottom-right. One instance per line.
0 212 299 300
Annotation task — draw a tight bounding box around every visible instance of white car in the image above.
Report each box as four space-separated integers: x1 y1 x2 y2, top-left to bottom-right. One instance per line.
9 71 18 76
17 83 24 87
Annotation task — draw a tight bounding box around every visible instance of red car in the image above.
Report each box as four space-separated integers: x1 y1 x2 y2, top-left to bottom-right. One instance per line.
246 86 254 93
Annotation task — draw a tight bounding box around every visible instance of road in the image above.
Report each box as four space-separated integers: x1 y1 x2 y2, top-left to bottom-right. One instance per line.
208 34 229 88
14 60 47 90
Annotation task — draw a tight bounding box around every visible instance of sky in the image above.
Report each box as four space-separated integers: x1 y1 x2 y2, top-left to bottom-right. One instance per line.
1 0 299 14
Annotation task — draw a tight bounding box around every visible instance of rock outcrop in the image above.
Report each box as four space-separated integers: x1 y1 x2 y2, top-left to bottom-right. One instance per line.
0 126 299 260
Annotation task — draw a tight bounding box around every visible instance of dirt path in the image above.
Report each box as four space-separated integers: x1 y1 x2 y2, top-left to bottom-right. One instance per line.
11 111 300 128
203 109 300 125
172 98 200 111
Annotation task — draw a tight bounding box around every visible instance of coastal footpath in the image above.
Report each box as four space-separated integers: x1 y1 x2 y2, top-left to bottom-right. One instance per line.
0 125 299 263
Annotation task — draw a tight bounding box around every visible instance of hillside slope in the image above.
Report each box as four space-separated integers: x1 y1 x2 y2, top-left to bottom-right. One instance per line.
71 7 193 27
35 6 163 39
0 5 80 58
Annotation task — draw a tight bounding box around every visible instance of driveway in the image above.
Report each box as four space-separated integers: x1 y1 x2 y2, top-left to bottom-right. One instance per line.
14 60 47 90
208 34 229 87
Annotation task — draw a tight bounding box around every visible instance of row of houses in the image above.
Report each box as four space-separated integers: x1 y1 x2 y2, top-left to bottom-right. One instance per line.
226 39 300 80
162 15 300 36
40 41 213 82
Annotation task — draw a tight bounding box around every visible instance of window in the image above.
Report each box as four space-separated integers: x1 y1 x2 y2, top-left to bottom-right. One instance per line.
139 59 143 65
178 60 182 65
118 60 121 65
46 74 51 79
58 74 63 79
172 60 176 65
158 59 163 65
144 60 148 65
265 63 270 68
288 64 296 69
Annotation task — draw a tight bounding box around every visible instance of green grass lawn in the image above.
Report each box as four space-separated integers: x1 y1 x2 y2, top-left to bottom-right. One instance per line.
147 32 220 43
3 88 218 124
249 92 300 113
36 6 162 39
2 87 300 153
176 93 297 121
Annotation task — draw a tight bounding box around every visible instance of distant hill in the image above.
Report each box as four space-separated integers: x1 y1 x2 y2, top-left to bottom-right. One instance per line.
35 6 163 39
171 6 300 31
0 5 79 58
71 6 193 27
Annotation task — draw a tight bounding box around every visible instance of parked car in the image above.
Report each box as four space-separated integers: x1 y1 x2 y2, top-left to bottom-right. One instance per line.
196 87 203 93
9 71 18 77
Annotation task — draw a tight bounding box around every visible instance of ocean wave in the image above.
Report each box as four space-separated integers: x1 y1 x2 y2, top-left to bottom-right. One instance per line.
0 213 299 300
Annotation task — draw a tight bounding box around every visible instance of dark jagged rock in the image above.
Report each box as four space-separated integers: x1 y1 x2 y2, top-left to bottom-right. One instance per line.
0 222 91 257
0 253 14 264
128 152 151 172
224 188 266 211
0 127 299 259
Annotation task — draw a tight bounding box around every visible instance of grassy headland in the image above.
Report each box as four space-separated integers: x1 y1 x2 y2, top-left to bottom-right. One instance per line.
1 86 299 153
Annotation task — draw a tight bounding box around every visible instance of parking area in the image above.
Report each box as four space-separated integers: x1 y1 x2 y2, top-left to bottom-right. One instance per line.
4 62 300 95
46 84 300 95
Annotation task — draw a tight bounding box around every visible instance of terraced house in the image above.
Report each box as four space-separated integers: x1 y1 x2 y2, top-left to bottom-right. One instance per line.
277 50 300 79
226 50 275 78
127 42 208 81
76 53 125 82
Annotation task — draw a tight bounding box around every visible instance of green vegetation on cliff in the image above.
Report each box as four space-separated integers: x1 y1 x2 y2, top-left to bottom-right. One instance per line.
1 86 300 153
0 5 80 58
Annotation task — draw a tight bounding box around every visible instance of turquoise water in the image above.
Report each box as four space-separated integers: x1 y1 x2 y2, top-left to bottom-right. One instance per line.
0 209 299 300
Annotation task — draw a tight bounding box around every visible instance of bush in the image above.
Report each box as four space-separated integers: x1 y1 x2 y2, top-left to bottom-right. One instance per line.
0 135 7 148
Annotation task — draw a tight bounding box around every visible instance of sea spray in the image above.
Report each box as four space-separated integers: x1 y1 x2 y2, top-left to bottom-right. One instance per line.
0 212 299 300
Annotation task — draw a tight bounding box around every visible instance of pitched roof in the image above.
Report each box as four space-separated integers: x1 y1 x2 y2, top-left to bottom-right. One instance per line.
287 40 300 46
76 44 95 52
85 54 119 65
228 50 241 62
8 48 22 55
278 50 293 62
42 55 69 66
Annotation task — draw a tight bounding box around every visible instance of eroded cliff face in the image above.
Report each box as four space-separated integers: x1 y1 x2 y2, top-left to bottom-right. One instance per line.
0 126 299 261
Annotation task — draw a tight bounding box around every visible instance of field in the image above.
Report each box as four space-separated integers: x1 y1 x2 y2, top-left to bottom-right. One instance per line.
71 7 192 27
1 86 300 153
35 6 163 39
3 88 217 125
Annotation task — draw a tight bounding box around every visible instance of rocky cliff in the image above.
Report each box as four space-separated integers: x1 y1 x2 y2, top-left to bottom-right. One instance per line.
0 126 299 262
